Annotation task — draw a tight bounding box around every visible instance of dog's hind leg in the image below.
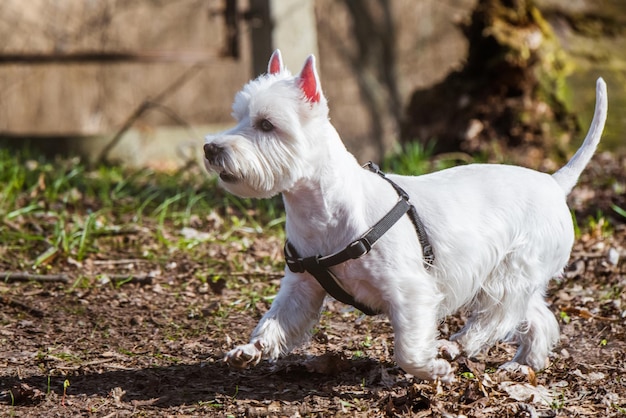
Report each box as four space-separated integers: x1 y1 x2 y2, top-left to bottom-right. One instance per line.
504 290 559 370
452 260 559 371
451 289 530 360
451 254 541 360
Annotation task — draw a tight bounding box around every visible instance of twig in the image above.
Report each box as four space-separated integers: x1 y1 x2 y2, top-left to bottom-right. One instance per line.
578 362 622 371
92 259 151 266
572 252 607 259
91 227 144 237
54 358 116 371
131 398 161 407
561 306 618 322
0 297 45 318
96 63 204 164
104 275 154 286
219 271 284 278
0 50 219 65
145 101 193 130
0 272 70 283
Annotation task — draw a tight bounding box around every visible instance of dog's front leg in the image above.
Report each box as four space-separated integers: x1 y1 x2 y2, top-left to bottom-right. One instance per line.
224 272 326 368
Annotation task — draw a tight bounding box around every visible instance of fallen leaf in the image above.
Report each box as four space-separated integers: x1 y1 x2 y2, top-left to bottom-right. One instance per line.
499 382 553 407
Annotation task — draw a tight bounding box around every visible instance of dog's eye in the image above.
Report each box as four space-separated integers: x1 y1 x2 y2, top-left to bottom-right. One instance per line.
257 119 274 132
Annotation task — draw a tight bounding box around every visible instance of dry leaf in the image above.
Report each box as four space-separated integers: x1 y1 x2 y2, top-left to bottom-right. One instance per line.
499 382 553 406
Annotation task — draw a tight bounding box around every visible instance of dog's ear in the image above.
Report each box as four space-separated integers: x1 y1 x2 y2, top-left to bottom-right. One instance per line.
298 55 321 103
268 49 284 75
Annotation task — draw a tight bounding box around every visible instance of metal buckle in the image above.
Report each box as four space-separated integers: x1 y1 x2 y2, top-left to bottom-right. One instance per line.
285 257 305 273
284 241 306 273
345 238 372 259
363 161 381 175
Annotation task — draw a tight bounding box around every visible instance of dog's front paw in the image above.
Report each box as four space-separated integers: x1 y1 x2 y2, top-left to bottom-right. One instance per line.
402 358 456 383
224 340 265 369
431 358 456 383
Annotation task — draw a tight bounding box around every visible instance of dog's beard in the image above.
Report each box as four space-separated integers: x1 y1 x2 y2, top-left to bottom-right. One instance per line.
204 135 307 199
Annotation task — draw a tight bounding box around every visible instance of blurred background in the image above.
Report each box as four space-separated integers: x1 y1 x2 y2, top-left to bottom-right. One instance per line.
0 0 624 170
2 4 626 416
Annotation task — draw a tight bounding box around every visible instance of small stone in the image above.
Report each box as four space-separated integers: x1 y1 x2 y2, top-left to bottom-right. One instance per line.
198 283 210 294
607 247 619 266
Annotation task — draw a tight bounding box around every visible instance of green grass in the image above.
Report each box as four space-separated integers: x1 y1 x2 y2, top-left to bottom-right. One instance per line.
0 144 614 281
382 141 440 175
381 140 476 175
0 148 285 274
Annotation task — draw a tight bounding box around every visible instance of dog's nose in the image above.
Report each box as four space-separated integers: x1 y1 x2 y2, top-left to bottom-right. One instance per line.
203 142 222 160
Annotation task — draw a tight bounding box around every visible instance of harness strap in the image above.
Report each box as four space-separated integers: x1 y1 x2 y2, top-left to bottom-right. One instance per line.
284 162 434 315
365 162 434 267
285 197 411 273
289 244 380 316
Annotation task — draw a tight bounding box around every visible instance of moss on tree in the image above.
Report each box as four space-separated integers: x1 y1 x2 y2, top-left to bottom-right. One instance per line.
402 0 579 165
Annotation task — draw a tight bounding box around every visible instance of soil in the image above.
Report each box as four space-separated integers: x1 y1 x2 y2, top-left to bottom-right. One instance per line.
1 155 625 417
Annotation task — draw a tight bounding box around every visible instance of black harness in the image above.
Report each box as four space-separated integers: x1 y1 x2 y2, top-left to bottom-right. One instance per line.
283 162 434 316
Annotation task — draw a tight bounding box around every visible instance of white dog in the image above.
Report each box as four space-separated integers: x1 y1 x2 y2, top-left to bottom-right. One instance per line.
203 50 608 382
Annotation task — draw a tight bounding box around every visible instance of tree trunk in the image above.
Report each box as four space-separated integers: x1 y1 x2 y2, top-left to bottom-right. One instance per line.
402 0 578 166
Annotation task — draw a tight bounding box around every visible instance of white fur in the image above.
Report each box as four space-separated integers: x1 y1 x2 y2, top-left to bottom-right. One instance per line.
204 51 608 382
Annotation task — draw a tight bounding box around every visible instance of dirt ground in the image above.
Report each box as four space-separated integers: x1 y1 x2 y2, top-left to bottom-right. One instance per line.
1 154 625 417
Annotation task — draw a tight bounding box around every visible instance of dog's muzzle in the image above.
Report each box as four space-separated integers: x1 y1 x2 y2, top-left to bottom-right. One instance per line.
203 142 238 183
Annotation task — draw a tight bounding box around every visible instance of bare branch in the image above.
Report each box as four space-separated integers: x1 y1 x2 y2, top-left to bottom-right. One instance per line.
96 63 204 164
0 272 70 283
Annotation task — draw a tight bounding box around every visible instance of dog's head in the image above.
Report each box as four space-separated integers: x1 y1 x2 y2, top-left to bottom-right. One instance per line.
203 50 330 198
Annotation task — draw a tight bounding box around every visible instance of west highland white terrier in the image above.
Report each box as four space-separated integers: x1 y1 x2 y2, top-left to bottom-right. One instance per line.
203 50 608 382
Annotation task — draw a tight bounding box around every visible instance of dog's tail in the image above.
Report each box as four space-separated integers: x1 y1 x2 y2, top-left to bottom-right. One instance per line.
552 78 608 195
